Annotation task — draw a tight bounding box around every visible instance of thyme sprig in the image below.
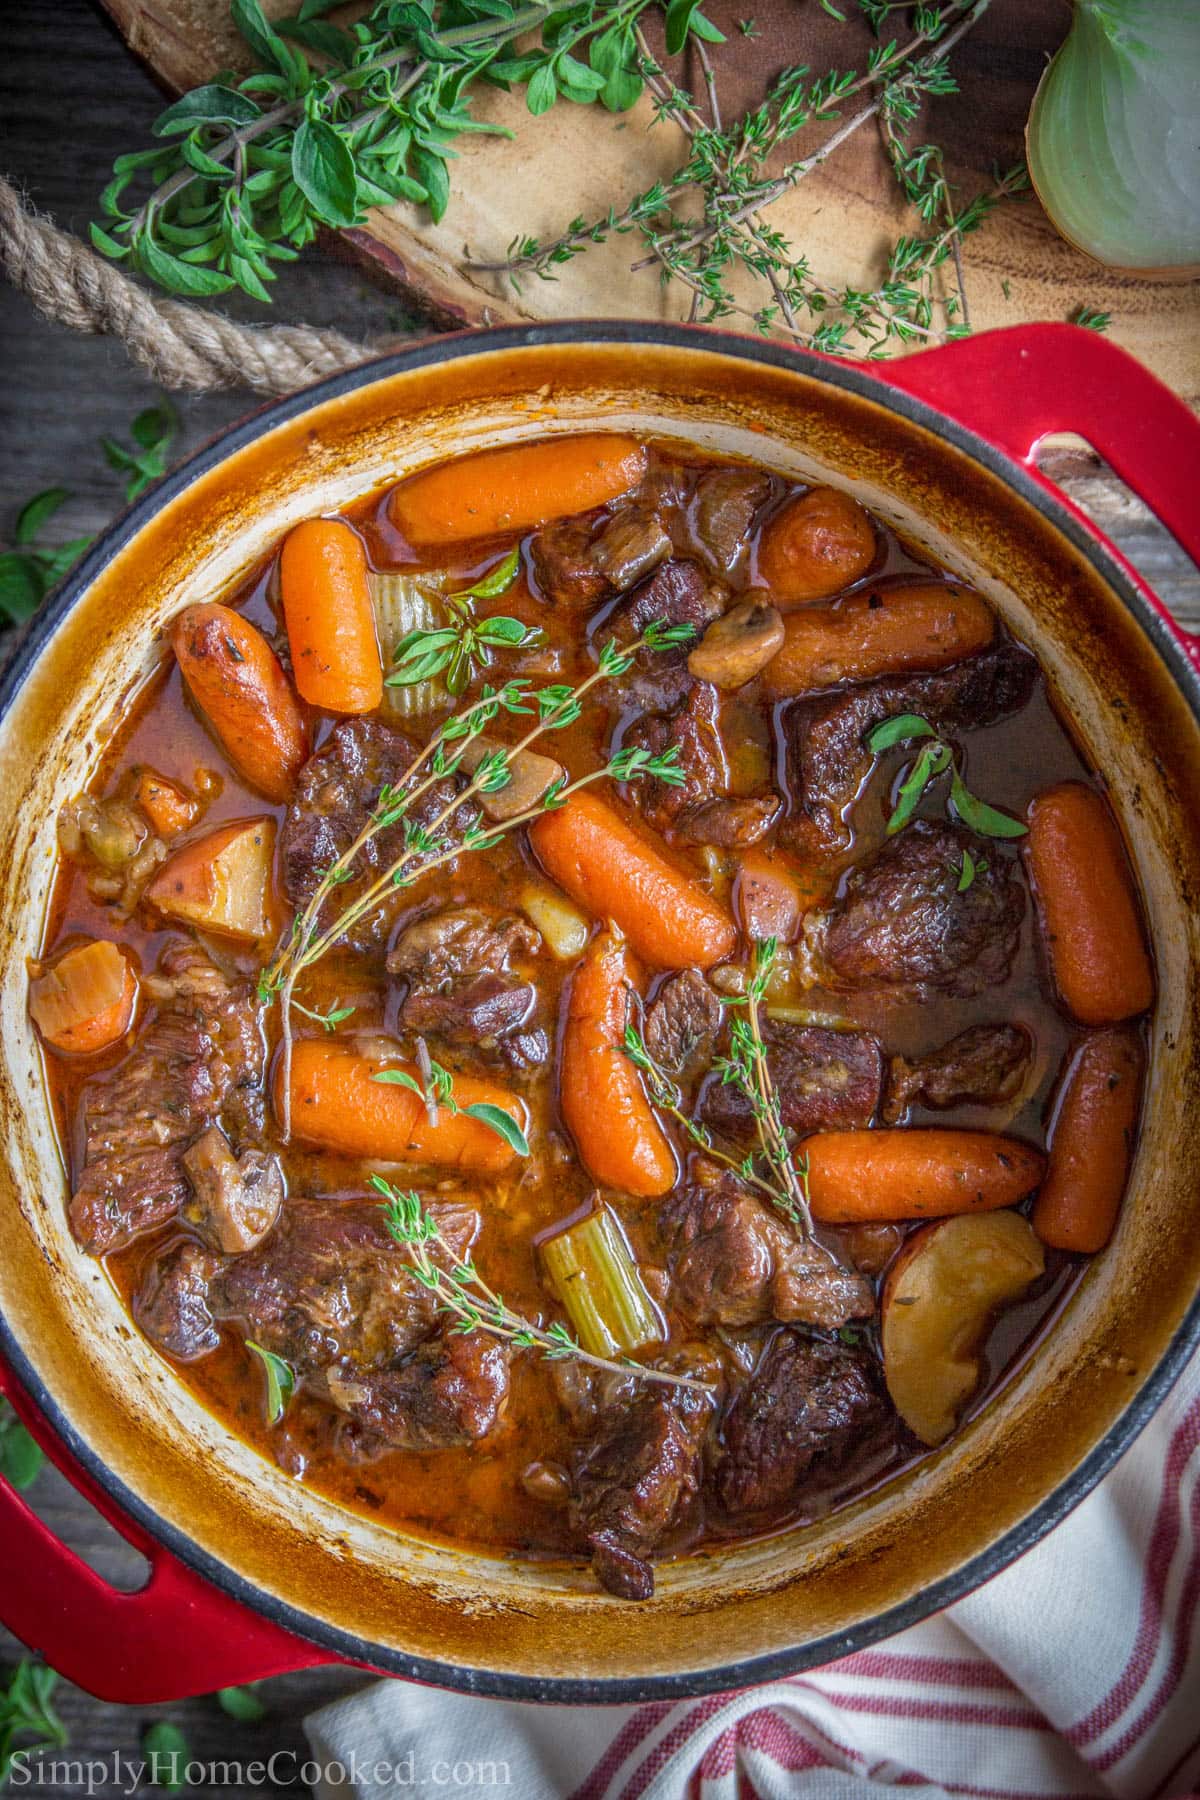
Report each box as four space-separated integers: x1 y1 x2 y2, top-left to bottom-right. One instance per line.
477 0 1014 355
373 1046 532 1157
373 1178 716 1394
623 1016 797 1219
623 939 814 1236
712 937 814 1234
262 620 692 1135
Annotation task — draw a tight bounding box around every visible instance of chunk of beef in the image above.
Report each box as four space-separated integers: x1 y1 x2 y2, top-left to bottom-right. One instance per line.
132 1240 221 1362
657 1168 874 1330
701 1022 882 1137
644 969 721 1074
716 1331 888 1516
211 1195 479 1374
805 821 1025 999
620 681 781 847
387 905 538 987
387 906 545 1063
569 1374 716 1599
781 641 1039 859
591 507 672 591
529 515 611 611
70 946 265 1255
281 719 471 952
327 1332 511 1453
692 467 772 575
181 1125 283 1254
883 1022 1033 1123
529 505 670 611
611 560 725 708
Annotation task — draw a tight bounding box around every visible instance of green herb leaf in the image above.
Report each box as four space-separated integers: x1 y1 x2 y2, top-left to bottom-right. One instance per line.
154 85 263 135
949 771 1028 838
245 1341 296 1425
14 488 69 546
217 1683 267 1722
0 1660 67 1785
142 1721 190 1792
461 546 521 599
886 740 951 834
371 1068 428 1096
474 615 537 647
0 553 47 625
866 712 936 753
461 1102 530 1157
0 1401 43 1492
292 118 360 227
526 63 558 115
957 847 976 891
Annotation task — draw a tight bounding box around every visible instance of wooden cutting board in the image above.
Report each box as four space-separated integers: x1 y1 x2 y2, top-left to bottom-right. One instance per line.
99 0 1200 409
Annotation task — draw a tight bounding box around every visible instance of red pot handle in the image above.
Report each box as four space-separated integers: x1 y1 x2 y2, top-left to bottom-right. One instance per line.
876 324 1200 672
0 1355 335 1701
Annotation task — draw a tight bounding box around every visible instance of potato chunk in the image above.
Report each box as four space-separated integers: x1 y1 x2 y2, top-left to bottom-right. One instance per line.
881 1210 1044 1446
146 817 275 942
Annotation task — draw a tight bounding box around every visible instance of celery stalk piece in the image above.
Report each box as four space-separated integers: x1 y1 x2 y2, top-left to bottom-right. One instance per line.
540 1207 662 1360
370 573 448 718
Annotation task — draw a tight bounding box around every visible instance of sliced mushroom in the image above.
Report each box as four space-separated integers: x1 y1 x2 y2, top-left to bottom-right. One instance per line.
182 1125 284 1255
457 734 565 821
687 594 786 690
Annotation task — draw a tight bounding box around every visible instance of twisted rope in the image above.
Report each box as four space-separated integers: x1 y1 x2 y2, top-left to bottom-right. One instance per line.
0 174 379 396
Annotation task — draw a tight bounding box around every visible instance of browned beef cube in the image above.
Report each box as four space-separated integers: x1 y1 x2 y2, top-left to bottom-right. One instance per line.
805 821 1024 999
716 1331 888 1516
883 1022 1033 1122
701 1022 883 1138
657 1168 874 1331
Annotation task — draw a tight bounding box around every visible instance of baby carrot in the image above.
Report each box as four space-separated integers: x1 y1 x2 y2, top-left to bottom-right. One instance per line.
757 486 877 605
172 603 309 803
529 789 736 969
280 518 383 714
389 435 647 547
559 929 677 1198
1024 782 1153 1026
802 1128 1046 1223
1033 1028 1144 1253
763 581 995 698
281 1039 526 1172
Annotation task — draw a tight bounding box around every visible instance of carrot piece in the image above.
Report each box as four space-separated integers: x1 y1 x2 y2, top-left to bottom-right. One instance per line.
389 435 648 547
279 518 383 714
763 580 995 698
172 604 309 804
29 940 138 1056
1024 782 1153 1026
559 929 677 1198
757 486 877 605
802 1128 1046 1223
733 845 826 943
529 789 736 969
133 768 198 838
281 1039 526 1172
1032 1028 1144 1253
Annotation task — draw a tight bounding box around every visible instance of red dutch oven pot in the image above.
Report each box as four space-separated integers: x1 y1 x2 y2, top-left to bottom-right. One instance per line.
1 323 1198 1704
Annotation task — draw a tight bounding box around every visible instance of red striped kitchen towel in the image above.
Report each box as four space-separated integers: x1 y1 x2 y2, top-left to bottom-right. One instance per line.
305 1348 1200 1800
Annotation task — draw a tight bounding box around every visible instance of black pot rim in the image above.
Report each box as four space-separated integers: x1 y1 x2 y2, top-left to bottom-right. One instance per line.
3 320 1198 1704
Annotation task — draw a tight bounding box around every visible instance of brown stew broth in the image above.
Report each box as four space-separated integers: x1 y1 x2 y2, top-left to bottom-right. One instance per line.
40 440 1144 1571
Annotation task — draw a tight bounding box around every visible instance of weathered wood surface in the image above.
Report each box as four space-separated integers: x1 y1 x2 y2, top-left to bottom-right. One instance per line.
0 3 1197 1794
94 0 1200 406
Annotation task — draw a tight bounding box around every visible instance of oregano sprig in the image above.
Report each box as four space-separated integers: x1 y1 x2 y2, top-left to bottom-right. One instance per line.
866 712 1028 839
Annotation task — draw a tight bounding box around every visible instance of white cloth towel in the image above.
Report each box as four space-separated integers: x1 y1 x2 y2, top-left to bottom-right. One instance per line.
305 1349 1200 1800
